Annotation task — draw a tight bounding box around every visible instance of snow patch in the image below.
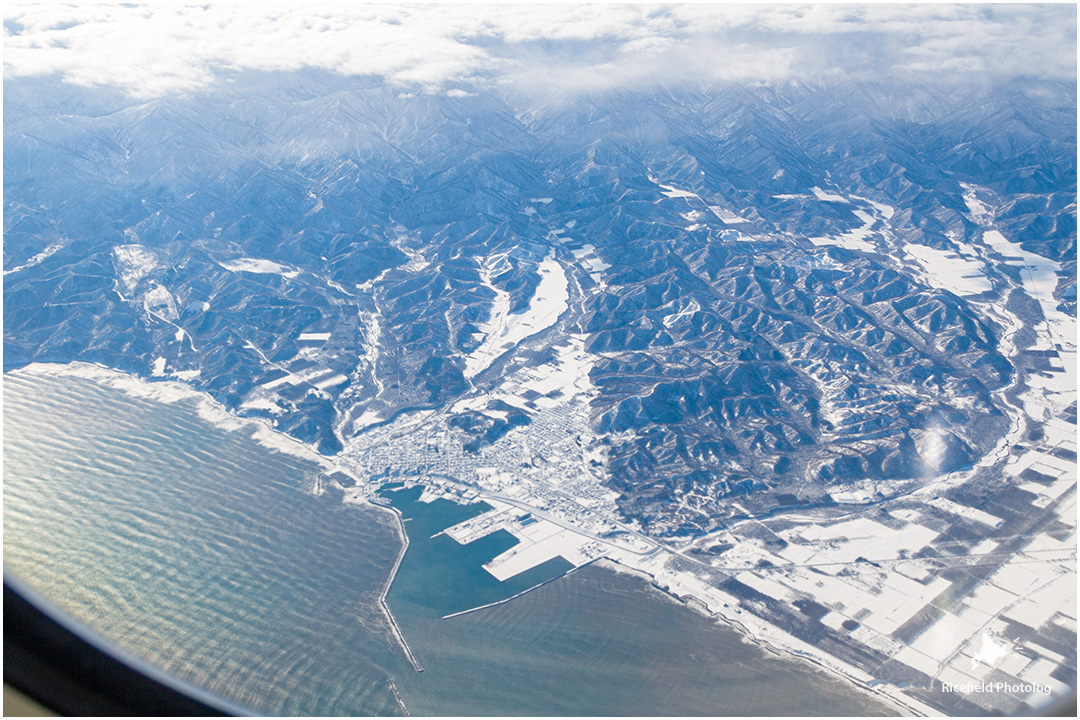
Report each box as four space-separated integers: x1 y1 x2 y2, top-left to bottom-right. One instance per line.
850 195 895 220
143 284 179 321
809 208 877 252
658 183 698 199
709 207 751 224
352 409 383 427
4 243 63 276
219 257 300 279
811 186 849 203
961 183 993 224
662 298 701 328
571 244 611 281
112 244 159 293
240 397 286 415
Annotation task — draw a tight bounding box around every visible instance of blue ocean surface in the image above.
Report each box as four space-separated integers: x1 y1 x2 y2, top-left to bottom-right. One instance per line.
3 366 411 716
3 366 898 716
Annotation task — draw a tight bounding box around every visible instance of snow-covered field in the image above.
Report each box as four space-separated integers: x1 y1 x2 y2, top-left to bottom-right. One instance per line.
710 207 751 224
510 335 594 408
570 244 611 284
904 244 992 295
218 257 300 279
809 207 877 252
851 195 896 220
654 180 750 226
465 255 568 378
657 183 697 199
811 186 849 203
982 230 1071 336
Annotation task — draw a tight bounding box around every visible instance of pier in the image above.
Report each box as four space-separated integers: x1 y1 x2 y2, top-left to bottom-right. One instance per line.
387 678 410 716
379 505 424 673
441 559 596 620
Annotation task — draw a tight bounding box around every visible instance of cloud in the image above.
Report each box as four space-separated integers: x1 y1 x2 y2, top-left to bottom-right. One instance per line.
2 3 1075 98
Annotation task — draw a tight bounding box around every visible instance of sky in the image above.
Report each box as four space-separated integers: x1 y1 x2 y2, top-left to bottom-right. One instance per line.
3 3 1077 98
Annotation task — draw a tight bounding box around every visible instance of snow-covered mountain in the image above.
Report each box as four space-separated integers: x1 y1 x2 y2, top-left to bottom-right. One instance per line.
4 73 1075 534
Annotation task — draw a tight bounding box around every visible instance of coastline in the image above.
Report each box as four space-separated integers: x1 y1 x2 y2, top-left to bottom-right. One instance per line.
6 361 335 464
7 361 922 713
596 557 929 717
3 361 426 716
8 361 426 668
0 361 1010 717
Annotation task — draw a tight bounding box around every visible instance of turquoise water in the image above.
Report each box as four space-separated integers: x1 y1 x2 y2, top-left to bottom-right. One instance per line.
3 366 899 716
382 487 896 716
381 485 574 619
392 562 898 716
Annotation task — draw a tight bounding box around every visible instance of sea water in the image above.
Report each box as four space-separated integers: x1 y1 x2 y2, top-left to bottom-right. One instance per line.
380 484 574 620
3 364 898 716
3 365 410 716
